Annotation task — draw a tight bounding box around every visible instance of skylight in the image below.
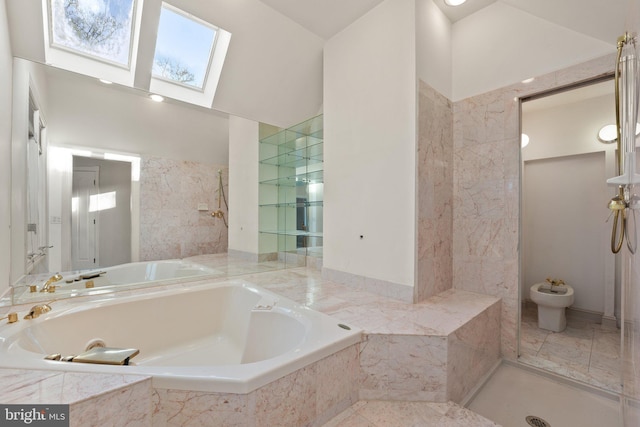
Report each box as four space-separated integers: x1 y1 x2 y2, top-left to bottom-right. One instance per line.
152 4 217 90
49 0 137 67
43 0 231 108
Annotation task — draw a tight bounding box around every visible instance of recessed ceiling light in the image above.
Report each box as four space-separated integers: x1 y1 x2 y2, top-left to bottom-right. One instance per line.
99 79 113 85
521 77 535 84
598 123 640 143
444 0 467 6
598 124 617 143
149 94 165 103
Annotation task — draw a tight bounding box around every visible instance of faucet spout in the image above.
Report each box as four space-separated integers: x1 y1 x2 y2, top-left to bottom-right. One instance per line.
40 273 63 293
24 303 52 319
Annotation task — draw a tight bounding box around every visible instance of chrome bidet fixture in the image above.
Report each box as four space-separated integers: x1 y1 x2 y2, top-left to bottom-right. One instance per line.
608 32 640 254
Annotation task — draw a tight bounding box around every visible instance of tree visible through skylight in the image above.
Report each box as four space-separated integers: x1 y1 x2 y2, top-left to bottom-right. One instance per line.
152 4 217 89
49 0 136 66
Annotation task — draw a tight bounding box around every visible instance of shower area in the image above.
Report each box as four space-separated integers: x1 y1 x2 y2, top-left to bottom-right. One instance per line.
520 78 622 392
519 35 640 424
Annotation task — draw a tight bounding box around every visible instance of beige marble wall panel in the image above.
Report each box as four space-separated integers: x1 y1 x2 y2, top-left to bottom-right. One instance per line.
152 389 252 427
359 334 449 402
0 369 152 426
151 344 359 427
452 54 615 360
446 300 501 403
70 379 152 427
415 81 453 302
140 156 228 261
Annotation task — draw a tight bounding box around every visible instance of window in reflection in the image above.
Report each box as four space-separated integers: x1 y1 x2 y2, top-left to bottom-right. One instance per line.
89 191 117 212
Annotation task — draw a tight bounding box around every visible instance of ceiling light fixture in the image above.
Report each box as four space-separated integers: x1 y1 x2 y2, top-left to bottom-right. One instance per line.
598 123 640 144
521 133 529 148
99 79 113 85
444 0 467 6
598 124 618 143
149 94 164 103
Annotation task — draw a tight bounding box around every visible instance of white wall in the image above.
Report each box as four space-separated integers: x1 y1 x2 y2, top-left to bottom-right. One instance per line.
324 0 416 287
0 0 12 295
42 63 229 164
452 2 614 101
228 115 260 256
523 153 609 313
416 0 452 99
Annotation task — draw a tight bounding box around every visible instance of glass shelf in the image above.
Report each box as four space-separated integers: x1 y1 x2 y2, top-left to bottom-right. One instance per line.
259 230 323 238
260 115 323 149
259 170 323 186
258 114 323 265
259 142 323 168
259 201 323 208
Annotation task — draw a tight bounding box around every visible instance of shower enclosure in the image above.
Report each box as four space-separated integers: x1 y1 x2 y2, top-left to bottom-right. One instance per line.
520 79 622 392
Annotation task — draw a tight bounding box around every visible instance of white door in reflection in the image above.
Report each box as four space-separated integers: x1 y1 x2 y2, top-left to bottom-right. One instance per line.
72 166 99 270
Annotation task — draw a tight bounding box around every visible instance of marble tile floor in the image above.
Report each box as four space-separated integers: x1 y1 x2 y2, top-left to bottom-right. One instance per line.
519 302 622 393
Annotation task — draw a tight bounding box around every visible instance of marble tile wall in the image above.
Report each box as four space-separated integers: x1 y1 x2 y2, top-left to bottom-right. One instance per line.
151 344 359 427
452 53 615 360
446 301 501 403
139 156 229 261
359 334 449 402
415 80 454 303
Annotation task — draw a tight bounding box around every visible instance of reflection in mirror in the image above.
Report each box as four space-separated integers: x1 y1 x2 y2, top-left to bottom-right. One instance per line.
6 57 288 307
26 92 48 275
519 78 622 393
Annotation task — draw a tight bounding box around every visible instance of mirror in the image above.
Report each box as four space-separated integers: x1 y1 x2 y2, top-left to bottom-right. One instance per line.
6 57 285 306
519 78 623 393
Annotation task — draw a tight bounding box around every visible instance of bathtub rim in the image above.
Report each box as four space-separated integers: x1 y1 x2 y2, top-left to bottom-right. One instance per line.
0 279 363 394
9 258 224 305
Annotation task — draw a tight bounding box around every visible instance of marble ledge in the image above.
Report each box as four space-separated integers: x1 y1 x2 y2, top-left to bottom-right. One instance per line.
0 368 151 404
352 289 501 337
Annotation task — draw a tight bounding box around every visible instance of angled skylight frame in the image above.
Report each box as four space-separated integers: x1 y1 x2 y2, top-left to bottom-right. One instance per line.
42 0 144 87
149 2 231 108
152 3 217 91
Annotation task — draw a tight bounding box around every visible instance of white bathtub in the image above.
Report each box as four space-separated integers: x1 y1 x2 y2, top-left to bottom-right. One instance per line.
70 259 220 288
0 280 362 393
14 260 220 301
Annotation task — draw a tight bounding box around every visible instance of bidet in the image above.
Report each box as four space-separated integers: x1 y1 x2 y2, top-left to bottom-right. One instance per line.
530 282 574 332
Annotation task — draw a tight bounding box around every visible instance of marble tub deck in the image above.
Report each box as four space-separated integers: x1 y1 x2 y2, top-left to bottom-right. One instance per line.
235 266 502 404
0 262 501 426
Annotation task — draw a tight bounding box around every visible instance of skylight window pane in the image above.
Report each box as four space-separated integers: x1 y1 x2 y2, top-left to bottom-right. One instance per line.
49 0 136 67
152 5 216 89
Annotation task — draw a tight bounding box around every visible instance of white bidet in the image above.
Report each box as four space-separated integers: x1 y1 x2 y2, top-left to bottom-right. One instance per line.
530 282 575 332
